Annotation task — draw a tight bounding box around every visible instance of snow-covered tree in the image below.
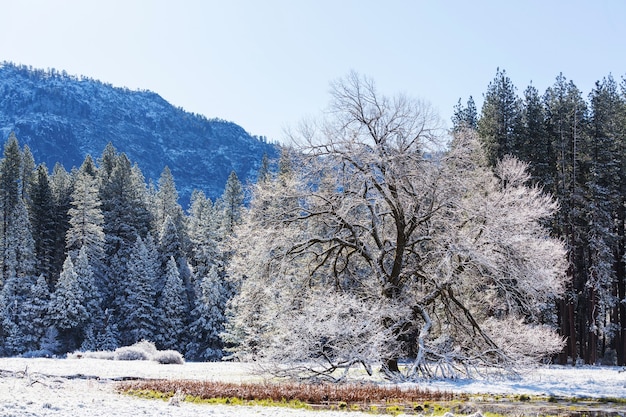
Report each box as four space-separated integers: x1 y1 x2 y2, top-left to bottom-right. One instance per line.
118 236 158 346
48 256 88 352
20 145 36 205
186 266 228 360
158 215 183 269
66 170 107 297
220 170 243 235
73 246 103 347
187 191 221 281
49 163 74 286
227 73 567 380
156 256 187 351
99 151 152 312
66 171 105 259
100 152 151 258
20 274 51 354
0 134 24 284
97 309 120 351
158 214 193 303
5 198 36 281
154 166 184 236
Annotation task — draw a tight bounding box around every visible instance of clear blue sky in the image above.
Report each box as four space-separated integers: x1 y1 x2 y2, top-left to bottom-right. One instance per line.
2 0 624 142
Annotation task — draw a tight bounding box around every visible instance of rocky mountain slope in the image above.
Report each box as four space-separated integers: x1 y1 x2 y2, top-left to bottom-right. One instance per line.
0 62 278 206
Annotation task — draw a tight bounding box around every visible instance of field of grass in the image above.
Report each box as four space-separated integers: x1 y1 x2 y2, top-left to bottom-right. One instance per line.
118 379 626 416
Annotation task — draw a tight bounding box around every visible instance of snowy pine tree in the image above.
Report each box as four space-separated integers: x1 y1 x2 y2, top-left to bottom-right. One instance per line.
156 256 187 351
187 191 221 280
154 166 184 237
48 256 88 352
67 171 105 258
49 163 74 286
20 274 51 354
118 236 158 346
73 246 103 349
186 266 228 360
220 171 243 235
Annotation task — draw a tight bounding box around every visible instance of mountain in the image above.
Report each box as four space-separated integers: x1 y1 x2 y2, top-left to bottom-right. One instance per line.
0 62 278 206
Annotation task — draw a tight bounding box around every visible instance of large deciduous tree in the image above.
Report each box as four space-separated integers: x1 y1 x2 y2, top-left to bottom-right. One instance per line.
226 73 566 381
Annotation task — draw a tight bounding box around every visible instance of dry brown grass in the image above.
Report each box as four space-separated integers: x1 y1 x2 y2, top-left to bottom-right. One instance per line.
118 379 457 406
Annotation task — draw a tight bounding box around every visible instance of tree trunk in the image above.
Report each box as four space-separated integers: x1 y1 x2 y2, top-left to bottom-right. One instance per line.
383 358 400 374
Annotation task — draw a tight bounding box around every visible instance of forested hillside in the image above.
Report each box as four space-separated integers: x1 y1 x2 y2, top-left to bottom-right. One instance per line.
0 62 278 206
0 134 246 360
454 69 626 366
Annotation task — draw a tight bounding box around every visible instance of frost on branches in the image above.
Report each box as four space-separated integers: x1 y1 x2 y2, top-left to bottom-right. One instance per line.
225 72 567 381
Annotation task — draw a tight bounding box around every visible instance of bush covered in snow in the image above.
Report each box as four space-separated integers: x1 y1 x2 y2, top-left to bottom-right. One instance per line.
152 350 185 365
68 350 115 360
114 346 150 361
70 340 183 364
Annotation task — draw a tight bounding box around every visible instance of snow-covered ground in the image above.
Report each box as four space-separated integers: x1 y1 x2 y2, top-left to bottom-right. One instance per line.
0 357 624 416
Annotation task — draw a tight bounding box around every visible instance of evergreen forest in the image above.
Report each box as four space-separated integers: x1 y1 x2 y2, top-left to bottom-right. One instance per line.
0 135 246 360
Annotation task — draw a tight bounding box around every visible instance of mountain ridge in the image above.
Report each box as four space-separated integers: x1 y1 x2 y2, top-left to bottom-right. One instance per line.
0 62 279 206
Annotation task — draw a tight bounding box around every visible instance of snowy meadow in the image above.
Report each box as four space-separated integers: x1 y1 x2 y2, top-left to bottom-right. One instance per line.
0 357 625 417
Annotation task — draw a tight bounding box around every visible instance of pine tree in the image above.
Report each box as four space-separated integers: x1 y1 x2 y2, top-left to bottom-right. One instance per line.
21 144 36 206
0 189 38 354
73 247 102 345
118 236 158 345
616 77 626 366
49 163 74 286
544 73 589 363
257 153 271 183
587 75 625 364
186 266 227 360
29 165 57 282
520 84 554 187
48 256 88 352
158 215 192 308
21 274 51 353
97 311 120 351
66 170 105 301
78 154 98 178
158 216 183 269
0 133 23 284
154 166 184 234
97 142 117 184
451 96 478 132
99 153 152 313
67 171 105 256
187 191 220 280
156 256 187 351
220 171 243 235
477 68 523 166
100 153 151 257
0 263 39 355
5 198 36 280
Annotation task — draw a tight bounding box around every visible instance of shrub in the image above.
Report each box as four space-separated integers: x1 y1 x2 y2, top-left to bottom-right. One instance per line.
114 346 150 361
69 341 182 363
132 340 158 357
68 350 115 360
113 340 159 361
153 350 184 365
